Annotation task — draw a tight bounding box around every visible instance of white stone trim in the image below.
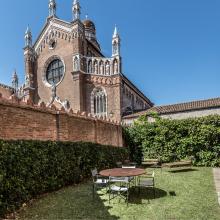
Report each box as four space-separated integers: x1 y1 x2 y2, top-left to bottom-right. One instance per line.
42 55 66 88
35 19 81 51
85 56 120 76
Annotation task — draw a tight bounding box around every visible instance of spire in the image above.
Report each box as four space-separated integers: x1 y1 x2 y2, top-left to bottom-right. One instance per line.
72 0 81 20
113 25 119 38
12 70 19 92
24 25 32 47
112 25 120 57
49 0 56 17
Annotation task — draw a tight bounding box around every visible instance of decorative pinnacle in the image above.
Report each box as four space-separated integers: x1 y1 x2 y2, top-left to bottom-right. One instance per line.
49 0 56 17
113 25 119 38
24 25 32 47
12 69 18 79
12 69 19 91
73 0 81 20
25 25 31 35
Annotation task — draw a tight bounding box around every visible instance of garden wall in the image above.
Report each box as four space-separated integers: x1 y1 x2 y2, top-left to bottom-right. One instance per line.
0 95 123 147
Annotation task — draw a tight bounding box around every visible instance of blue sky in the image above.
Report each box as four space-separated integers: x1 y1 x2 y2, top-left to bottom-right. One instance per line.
0 0 219 105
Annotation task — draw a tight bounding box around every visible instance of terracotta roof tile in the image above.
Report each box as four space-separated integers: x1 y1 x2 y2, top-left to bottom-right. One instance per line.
123 97 220 119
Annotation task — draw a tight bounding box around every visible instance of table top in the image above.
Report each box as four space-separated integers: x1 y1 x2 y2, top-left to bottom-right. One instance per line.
99 168 146 177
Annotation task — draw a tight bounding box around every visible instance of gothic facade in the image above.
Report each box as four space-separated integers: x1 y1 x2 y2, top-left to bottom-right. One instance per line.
1 0 151 122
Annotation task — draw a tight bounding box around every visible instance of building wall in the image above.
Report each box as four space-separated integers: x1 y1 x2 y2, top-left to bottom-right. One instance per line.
121 81 152 116
0 96 123 147
35 33 77 109
123 108 220 125
85 74 122 121
160 108 220 120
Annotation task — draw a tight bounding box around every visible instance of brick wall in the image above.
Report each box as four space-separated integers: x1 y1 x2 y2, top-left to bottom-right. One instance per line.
0 85 13 99
0 96 123 147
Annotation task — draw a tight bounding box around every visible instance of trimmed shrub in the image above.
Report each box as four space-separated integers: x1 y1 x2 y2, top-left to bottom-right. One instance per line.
125 114 220 166
0 140 127 217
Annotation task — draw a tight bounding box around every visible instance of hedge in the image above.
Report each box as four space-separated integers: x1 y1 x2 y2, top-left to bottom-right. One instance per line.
125 114 220 167
0 140 127 217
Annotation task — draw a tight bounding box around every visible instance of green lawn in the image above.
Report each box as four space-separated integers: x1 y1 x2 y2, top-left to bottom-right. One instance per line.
18 167 220 220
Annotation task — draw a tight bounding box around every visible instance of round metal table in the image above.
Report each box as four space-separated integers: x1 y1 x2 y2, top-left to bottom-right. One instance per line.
99 168 146 177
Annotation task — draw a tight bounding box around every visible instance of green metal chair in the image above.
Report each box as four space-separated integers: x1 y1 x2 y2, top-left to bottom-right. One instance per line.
108 176 130 206
138 171 155 198
91 168 108 198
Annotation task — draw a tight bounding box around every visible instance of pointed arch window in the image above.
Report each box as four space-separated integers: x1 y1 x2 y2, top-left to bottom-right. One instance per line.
88 60 92 73
99 61 104 75
92 88 107 116
105 61 110 75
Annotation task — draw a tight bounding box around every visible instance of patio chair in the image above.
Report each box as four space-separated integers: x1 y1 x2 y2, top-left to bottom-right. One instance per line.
122 165 136 185
138 171 155 198
108 176 130 206
91 168 108 198
122 165 136 168
116 161 122 168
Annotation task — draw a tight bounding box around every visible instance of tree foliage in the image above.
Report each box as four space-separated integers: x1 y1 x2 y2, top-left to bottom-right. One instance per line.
125 114 220 167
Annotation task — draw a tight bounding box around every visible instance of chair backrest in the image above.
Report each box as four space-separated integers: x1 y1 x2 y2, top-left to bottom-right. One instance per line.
116 162 122 168
91 168 98 177
109 176 129 183
140 171 155 179
122 165 136 169
152 171 155 178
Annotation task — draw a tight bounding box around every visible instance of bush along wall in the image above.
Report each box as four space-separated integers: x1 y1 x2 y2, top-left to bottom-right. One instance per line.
0 141 127 217
125 114 220 167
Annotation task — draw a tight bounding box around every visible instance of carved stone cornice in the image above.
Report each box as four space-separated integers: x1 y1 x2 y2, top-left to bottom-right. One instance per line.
85 75 121 86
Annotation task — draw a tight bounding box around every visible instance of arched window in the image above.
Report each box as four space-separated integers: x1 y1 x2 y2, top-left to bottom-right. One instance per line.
94 60 98 74
99 61 104 75
113 59 118 74
46 59 64 85
92 88 107 116
105 61 110 75
88 60 92 73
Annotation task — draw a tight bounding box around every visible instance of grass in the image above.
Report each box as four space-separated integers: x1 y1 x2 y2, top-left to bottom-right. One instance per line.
17 167 220 220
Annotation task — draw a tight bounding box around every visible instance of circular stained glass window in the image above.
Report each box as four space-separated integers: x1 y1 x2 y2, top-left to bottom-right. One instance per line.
46 59 64 85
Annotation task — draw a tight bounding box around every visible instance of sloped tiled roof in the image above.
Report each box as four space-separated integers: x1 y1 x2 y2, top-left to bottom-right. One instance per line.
123 97 220 119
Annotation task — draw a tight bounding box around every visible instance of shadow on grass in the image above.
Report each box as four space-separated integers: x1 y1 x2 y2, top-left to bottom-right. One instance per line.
168 168 198 173
128 187 167 204
18 183 120 220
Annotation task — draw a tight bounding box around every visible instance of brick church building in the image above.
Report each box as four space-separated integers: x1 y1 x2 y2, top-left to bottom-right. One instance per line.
0 0 153 122
0 0 219 123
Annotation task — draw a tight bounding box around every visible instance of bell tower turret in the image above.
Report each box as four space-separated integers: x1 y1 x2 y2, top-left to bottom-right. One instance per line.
49 0 56 17
112 25 120 57
12 70 19 93
72 0 81 20
23 26 35 102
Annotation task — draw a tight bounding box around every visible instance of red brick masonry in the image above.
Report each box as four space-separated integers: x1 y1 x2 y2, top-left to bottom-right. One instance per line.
0 94 123 147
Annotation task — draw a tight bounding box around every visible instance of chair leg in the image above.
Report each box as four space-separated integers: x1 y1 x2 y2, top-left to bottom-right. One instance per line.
153 187 156 198
109 184 111 204
92 184 95 199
